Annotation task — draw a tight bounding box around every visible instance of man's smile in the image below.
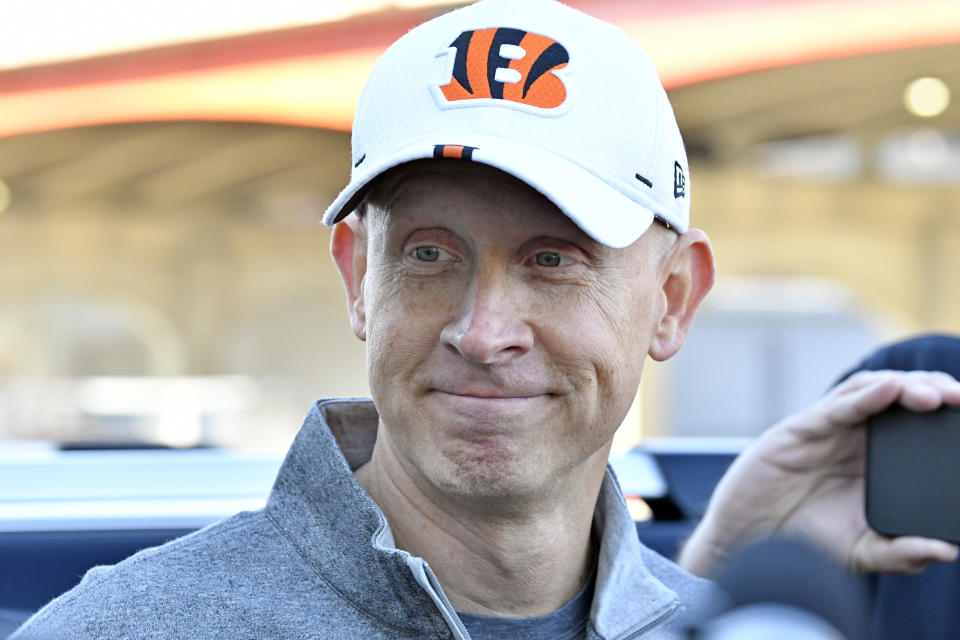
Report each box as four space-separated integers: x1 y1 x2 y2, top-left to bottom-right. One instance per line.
430 389 551 416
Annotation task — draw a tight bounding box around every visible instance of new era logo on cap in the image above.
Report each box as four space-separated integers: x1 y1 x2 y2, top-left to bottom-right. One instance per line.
674 161 686 199
437 28 569 111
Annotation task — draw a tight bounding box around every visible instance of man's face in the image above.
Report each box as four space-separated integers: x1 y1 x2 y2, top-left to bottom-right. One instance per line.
350 163 677 503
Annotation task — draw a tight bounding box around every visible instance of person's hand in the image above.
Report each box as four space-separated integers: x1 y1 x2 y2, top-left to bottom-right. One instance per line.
678 370 960 578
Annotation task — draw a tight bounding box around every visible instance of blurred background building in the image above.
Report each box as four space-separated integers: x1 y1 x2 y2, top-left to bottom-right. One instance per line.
0 0 958 451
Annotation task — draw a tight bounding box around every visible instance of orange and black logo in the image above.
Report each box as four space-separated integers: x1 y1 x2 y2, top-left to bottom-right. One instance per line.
438 28 569 110
433 144 478 160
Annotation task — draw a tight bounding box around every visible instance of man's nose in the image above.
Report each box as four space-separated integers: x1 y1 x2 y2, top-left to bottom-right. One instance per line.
440 268 535 365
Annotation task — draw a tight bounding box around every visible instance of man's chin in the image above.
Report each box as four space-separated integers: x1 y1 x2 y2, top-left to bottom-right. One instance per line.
429 447 538 502
437 478 544 511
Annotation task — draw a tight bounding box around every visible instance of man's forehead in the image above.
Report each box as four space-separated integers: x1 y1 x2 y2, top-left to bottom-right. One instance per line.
365 160 582 232
368 159 538 206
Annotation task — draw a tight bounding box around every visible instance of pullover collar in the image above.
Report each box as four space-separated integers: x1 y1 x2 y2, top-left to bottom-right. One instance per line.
266 398 681 640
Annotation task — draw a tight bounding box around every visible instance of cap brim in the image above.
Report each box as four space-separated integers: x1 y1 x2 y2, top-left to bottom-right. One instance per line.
322 134 655 249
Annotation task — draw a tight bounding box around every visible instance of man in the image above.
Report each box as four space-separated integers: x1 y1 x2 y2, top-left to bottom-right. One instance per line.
13 1 960 638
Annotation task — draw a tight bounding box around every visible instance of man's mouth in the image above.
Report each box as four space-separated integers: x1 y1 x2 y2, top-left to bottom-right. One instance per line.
431 388 548 401
428 389 552 421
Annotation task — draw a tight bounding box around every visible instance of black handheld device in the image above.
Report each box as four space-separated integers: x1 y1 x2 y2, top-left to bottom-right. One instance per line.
866 405 960 543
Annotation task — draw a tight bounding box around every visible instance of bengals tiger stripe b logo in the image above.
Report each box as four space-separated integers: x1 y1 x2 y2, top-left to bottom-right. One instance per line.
439 28 569 110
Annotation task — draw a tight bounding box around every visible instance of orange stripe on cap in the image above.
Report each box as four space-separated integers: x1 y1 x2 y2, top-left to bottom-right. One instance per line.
432 144 477 160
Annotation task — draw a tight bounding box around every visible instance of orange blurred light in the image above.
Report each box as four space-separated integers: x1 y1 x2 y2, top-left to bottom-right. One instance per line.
624 496 653 523
1 0 959 137
623 0 960 88
0 49 382 137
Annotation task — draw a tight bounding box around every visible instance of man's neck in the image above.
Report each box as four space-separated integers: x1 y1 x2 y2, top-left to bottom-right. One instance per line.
354 440 607 618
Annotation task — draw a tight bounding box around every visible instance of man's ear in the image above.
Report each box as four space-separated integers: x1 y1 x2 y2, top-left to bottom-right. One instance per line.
649 228 715 361
330 214 368 342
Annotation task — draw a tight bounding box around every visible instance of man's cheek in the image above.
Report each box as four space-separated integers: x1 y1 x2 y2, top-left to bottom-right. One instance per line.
365 309 438 371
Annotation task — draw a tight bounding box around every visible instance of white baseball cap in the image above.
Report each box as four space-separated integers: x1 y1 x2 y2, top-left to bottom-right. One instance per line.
322 0 690 248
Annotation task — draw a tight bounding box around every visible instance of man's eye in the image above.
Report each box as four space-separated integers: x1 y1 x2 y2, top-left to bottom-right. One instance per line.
534 252 570 267
412 246 443 262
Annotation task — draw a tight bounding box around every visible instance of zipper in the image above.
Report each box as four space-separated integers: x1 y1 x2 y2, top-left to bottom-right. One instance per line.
616 602 680 640
422 562 472 640
401 555 471 640
372 516 469 640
